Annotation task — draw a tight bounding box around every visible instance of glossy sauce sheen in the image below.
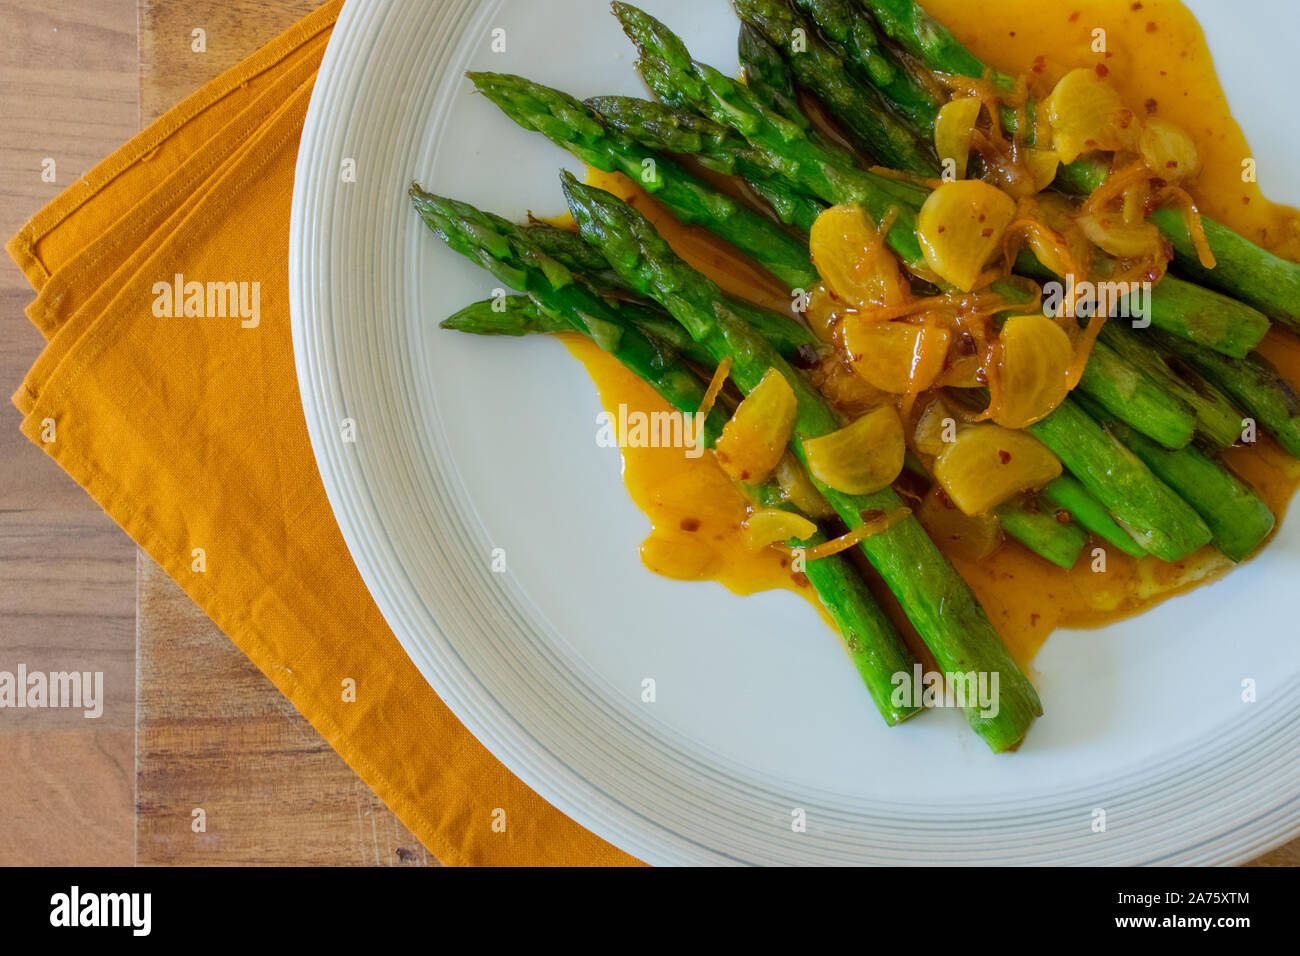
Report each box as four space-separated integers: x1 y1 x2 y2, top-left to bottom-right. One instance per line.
561 0 1300 669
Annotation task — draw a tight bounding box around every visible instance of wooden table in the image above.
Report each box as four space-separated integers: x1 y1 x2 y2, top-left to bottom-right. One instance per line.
132 0 432 866
0 0 1296 867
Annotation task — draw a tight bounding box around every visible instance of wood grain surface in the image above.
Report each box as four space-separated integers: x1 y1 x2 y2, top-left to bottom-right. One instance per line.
133 0 434 866
0 0 1297 868
0 0 139 867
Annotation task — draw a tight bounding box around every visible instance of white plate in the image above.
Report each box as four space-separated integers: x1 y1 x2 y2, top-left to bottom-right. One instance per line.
290 0 1300 864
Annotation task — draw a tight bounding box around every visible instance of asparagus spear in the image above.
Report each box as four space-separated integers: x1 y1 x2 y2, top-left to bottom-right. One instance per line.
1077 338 1196 449
1097 322 1244 449
735 24 835 234
754 0 943 136
729 0 940 173
1015 252 1270 358
578 93 827 237
1041 476 1147 559
1078 396 1275 561
443 295 571 337
1129 275 1269 360
612 2 929 262
737 21 811 128
412 185 731 441
857 0 1300 332
1020 396 1212 561
996 501 1086 570
561 169 1042 751
512 212 824 360
1149 328 1300 459
466 71 820 292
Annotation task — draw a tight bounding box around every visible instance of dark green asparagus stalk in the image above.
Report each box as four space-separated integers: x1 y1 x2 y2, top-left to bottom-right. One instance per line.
747 179 827 235
562 169 1041 751
1078 396 1275 561
578 93 827 237
443 295 572 337
996 501 1086 570
612 3 929 262
1097 322 1244 449
1015 252 1270 358
1125 275 1269 360
1149 328 1300 460
466 71 820 292
1077 338 1196 449
1022 397 1212 561
790 0 942 134
737 22 811 129
444 290 714 367
857 0 1300 332
587 93 927 215
517 212 824 360
1041 476 1147 559
411 184 731 445
728 0 939 173
735 24 834 233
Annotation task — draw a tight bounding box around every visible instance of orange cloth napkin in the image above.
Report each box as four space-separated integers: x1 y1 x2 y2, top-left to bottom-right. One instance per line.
8 0 638 867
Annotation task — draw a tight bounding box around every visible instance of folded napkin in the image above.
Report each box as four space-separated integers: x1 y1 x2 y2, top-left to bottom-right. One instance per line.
8 0 637 867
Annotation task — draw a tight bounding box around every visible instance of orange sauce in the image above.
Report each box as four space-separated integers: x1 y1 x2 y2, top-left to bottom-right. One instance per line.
558 0 1300 670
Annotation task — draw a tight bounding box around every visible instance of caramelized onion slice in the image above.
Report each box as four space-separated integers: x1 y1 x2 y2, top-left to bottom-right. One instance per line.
934 96 982 180
1139 117 1201 181
934 423 1062 516
993 314 1074 428
715 368 797 484
809 205 906 310
842 316 950 395
917 180 1017 292
1044 67 1137 163
741 508 819 551
802 406 905 495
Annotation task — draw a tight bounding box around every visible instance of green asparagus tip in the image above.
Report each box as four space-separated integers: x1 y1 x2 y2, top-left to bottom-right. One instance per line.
610 2 690 65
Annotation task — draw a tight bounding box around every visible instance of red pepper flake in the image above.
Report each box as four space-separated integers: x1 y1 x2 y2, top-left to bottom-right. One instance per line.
1068 11 1080 22
1145 97 1158 114
1055 509 1072 525
679 517 700 532
791 571 811 588
1095 63 1109 78
998 449 1012 464
1131 1 1143 9
937 225 946 233
1032 55 1046 74
739 470 751 480
1166 160 1179 169
981 227 994 238
1146 21 1158 32
1242 196 1252 205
